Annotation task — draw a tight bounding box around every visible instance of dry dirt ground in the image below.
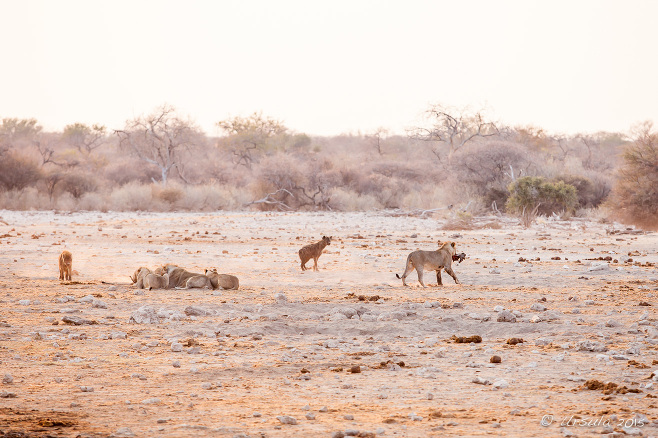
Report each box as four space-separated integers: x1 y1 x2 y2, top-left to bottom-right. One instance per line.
0 210 657 438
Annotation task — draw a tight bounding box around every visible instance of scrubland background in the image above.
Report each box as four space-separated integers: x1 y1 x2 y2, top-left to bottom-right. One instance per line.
0 105 656 229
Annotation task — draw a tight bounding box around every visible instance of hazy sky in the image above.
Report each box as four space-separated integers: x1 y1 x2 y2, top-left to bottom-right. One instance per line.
1 0 656 137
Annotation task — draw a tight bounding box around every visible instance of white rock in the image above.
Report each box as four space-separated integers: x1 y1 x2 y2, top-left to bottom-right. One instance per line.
472 376 492 385
274 293 288 304
530 303 546 312
276 415 297 425
129 306 161 324
492 379 509 389
497 310 516 323
493 305 504 312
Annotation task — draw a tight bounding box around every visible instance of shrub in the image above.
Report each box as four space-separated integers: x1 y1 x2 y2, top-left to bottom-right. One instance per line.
506 176 578 227
155 185 184 206
450 141 532 211
109 183 154 211
608 122 658 229
59 173 97 199
554 174 611 209
0 152 42 191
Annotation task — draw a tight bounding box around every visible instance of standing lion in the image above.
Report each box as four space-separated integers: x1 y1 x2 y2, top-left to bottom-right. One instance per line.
396 241 460 287
59 251 73 281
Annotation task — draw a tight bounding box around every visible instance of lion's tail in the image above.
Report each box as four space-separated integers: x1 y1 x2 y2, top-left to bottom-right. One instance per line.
395 273 402 279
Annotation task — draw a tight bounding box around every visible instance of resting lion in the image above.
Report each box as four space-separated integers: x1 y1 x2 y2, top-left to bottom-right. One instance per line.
144 273 170 290
205 269 239 290
130 267 152 289
396 241 460 287
162 264 212 289
59 250 73 281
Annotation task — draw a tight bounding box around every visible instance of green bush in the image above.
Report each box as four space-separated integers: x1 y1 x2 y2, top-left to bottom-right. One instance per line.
506 176 577 226
554 174 610 209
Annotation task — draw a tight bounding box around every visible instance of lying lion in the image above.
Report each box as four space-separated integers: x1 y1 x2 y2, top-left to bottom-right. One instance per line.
396 241 461 287
162 264 212 289
130 267 152 289
144 272 169 290
59 250 73 281
205 268 239 290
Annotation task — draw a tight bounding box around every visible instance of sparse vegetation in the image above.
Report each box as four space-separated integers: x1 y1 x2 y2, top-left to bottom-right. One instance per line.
0 105 649 225
608 121 658 229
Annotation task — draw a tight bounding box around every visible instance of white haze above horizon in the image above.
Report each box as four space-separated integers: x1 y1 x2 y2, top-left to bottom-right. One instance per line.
1 0 657 137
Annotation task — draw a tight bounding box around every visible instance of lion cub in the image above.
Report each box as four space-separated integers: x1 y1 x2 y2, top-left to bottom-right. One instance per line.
396 241 460 287
58 250 73 281
205 269 239 290
299 236 332 271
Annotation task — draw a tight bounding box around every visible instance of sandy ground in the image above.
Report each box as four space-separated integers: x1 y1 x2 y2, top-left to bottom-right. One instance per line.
0 210 657 438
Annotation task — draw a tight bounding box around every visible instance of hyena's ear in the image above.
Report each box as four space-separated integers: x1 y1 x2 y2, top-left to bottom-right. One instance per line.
451 242 456 247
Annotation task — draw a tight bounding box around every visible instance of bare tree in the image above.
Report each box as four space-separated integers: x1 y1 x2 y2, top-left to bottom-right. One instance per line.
408 103 499 163
62 123 107 155
116 105 203 186
365 127 388 156
217 112 287 169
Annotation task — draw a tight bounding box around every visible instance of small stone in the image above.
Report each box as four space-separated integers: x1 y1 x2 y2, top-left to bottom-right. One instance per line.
171 343 183 352
305 412 315 420
344 414 354 420
319 406 328 412
276 415 297 425
490 355 502 363
79 386 94 392
493 379 509 389
530 303 546 312
605 319 621 327
3 374 13 384
472 376 491 385
349 365 361 373
274 293 288 304
497 310 516 323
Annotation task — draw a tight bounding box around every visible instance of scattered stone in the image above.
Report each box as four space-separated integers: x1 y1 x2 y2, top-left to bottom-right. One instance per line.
0 391 17 398
452 335 482 343
497 310 516 323
171 343 183 352
3 374 13 384
305 412 316 420
277 415 297 425
343 414 354 420
349 365 361 374
576 340 608 352
62 316 96 325
129 306 161 324
472 376 492 385
319 406 328 412
79 386 94 392
605 319 621 328
506 338 524 345
184 306 213 316
274 293 288 304
113 427 135 437
530 303 546 312
492 379 509 389
172 361 181 368
490 355 502 364
489 268 501 274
